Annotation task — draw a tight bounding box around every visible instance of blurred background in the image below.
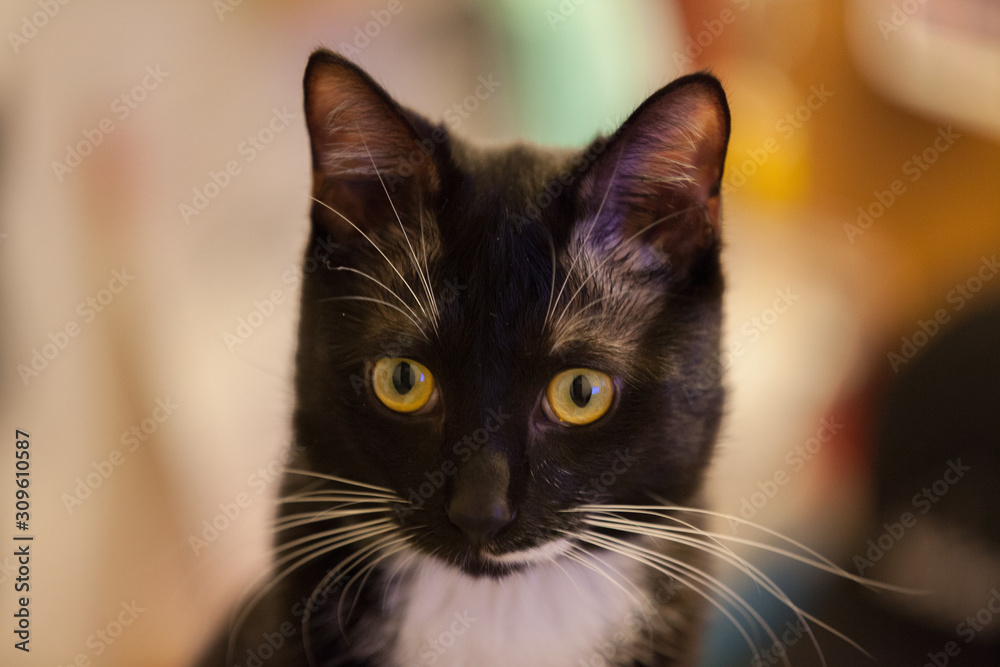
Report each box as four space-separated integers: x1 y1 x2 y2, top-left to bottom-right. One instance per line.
0 0 998 665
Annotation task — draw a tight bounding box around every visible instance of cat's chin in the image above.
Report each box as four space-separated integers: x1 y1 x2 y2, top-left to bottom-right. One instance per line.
454 553 523 579
442 537 575 578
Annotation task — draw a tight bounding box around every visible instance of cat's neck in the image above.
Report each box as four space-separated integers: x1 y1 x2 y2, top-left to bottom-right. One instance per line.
359 546 654 667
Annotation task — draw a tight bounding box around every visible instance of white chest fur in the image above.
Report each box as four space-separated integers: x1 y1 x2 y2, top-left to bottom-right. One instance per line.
376 545 649 667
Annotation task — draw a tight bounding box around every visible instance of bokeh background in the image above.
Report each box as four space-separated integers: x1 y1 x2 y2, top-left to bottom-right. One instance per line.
1 0 998 665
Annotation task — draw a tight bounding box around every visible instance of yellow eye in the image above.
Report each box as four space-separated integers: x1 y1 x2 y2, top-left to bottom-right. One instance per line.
545 369 614 425
372 358 436 413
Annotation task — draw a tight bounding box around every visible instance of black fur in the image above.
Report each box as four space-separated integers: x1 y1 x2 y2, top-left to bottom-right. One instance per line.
197 50 730 667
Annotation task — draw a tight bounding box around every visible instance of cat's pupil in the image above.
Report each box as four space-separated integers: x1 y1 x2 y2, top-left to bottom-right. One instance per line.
392 362 415 395
570 375 592 408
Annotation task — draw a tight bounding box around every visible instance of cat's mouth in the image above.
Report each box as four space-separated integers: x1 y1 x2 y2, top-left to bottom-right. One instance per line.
455 537 574 577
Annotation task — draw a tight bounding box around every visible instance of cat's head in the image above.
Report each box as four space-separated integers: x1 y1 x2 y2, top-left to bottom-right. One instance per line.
292 50 730 577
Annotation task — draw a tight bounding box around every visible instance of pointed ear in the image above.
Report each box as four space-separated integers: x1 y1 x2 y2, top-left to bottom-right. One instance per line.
303 50 439 238
577 73 730 280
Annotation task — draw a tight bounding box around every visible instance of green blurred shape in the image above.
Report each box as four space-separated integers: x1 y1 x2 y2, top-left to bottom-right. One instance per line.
486 0 653 145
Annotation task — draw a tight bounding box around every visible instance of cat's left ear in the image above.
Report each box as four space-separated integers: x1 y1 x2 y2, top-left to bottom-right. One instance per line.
577 74 730 280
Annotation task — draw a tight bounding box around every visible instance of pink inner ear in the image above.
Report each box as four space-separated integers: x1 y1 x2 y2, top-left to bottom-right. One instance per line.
307 66 420 180
623 94 727 210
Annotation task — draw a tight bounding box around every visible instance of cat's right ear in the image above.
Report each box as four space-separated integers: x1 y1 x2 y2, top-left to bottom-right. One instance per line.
303 50 439 238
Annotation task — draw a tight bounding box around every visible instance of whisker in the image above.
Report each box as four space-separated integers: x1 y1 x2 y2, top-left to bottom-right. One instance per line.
543 229 558 329
300 532 401 667
339 537 412 629
574 530 768 666
274 518 394 556
381 545 424 610
617 523 871 664
274 507 395 532
550 549 585 600
309 196 431 323
278 493 399 504
561 542 649 616
579 508 888 662
329 266 423 323
545 160 620 328
576 505 917 593
282 469 399 495
227 521 395 662
358 131 438 329
552 205 702 331
318 296 429 341
300 532 405 660
582 529 794 667
585 512 759 588
279 489 401 502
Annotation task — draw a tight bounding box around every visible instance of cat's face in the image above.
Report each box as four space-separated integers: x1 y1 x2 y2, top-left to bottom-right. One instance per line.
291 51 730 577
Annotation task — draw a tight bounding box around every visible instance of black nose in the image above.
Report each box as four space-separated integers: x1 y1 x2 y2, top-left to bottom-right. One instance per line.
447 492 514 545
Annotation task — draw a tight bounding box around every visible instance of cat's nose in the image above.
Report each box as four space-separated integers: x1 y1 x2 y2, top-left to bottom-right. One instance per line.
447 449 514 545
447 491 514 546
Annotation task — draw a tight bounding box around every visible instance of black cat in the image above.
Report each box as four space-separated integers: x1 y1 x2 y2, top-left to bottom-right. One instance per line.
199 49 734 667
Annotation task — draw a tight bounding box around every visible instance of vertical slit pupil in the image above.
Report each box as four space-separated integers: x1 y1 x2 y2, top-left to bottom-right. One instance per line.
393 362 416 394
570 374 592 407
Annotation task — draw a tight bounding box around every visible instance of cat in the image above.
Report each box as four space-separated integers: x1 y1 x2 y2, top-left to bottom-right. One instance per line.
199 48 740 667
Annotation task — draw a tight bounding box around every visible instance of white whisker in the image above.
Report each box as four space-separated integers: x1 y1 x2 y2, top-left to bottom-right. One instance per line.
330 266 423 323
553 205 701 331
318 296 429 340
283 469 399 495
583 529 794 667
309 196 431 324
228 521 395 662
575 531 771 667
358 130 438 330
545 160 620 328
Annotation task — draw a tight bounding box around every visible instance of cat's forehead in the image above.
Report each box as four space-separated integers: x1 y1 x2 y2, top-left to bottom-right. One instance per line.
448 139 578 195
427 156 669 380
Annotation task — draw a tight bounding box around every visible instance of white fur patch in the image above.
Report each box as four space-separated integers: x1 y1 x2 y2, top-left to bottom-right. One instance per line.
377 545 649 667
484 537 573 565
